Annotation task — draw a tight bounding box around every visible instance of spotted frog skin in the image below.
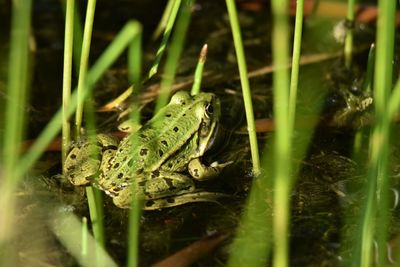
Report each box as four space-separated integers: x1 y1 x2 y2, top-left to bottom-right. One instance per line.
64 91 231 210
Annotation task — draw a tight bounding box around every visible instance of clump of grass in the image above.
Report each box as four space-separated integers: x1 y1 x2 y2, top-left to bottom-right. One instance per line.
224 0 260 176
344 0 355 68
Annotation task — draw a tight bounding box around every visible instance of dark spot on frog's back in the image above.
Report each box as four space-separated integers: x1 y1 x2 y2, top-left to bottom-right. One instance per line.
140 148 148 156
145 200 155 207
166 113 171 118
66 166 75 171
85 175 95 181
163 178 176 190
113 162 120 169
104 145 117 151
117 173 123 179
151 170 160 178
173 127 179 132
158 149 164 157
161 140 168 146
70 154 77 159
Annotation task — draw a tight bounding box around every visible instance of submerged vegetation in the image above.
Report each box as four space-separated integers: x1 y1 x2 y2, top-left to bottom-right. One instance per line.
0 0 400 266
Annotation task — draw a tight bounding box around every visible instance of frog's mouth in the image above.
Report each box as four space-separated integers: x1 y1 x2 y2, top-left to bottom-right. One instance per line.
205 123 220 152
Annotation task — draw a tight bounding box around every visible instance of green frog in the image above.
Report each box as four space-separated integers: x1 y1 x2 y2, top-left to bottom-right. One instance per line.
64 91 231 210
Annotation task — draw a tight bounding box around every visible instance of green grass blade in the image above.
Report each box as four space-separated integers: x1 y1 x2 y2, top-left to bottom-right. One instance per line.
363 43 375 93
0 1 32 259
126 22 143 267
148 0 182 78
344 0 356 68
152 0 175 40
51 211 117 267
372 0 396 265
191 44 207 96
388 78 400 121
62 0 75 163
225 0 260 175
61 0 83 74
81 217 88 257
271 0 291 265
154 0 193 112
75 0 97 138
357 0 396 265
86 187 105 251
127 196 143 267
288 0 304 134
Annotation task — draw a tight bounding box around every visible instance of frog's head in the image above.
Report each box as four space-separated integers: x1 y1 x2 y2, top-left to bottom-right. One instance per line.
193 92 221 155
169 91 221 155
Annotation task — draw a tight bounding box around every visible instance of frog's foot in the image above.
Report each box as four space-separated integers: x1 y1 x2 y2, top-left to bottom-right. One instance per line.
64 134 118 186
143 192 232 210
188 158 233 181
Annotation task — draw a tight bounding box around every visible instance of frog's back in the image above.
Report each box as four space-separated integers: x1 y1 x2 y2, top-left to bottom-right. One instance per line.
98 100 203 190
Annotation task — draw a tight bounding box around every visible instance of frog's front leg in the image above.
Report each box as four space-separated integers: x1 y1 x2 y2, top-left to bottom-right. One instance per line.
64 134 118 186
188 158 233 181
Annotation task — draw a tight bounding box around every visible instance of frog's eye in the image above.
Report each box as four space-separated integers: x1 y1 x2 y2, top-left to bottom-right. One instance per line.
205 104 214 116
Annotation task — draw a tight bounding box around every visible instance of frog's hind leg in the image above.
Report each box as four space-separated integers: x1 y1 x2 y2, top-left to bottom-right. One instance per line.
64 134 118 186
144 171 196 199
112 172 197 209
143 192 231 210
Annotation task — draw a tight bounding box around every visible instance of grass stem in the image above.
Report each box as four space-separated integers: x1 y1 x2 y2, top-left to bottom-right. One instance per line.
225 0 260 176
0 1 32 257
344 0 356 68
126 22 143 267
75 0 97 138
62 0 75 164
191 44 207 96
148 0 182 78
288 0 304 134
358 0 396 265
271 0 291 265
152 0 175 40
154 0 193 112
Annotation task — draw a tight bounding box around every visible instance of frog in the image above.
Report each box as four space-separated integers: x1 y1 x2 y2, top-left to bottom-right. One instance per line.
64 91 232 210
329 87 373 128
